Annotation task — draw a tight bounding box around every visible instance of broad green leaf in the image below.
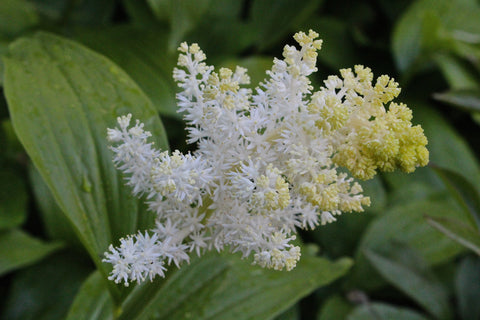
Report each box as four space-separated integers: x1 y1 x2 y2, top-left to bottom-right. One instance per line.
430 165 480 229
4 32 168 297
0 0 38 38
317 295 353 320
29 165 81 247
365 243 451 319
425 215 480 256
348 198 466 290
66 271 114 320
456 256 480 320
433 89 480 113
67 253 352 320
133 254 352 320
0 229 63 275
75 25 179 118
2 250 92 320
250 0 323 51
347 302 430 320
0 168 27 229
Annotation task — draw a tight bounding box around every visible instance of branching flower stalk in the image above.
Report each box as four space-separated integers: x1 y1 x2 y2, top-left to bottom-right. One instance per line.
103 30 429 286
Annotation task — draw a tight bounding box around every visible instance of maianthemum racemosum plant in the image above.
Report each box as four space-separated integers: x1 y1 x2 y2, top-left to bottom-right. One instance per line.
103 30 429 286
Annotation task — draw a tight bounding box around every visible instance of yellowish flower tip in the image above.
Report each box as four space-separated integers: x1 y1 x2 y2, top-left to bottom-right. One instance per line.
255 165 291 211
203 68 241 109
308 92 348 132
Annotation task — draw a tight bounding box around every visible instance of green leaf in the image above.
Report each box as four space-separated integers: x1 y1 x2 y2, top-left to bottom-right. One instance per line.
433 53 479 90
430 165 480 229
250 0 323 51
121 0 161 29
392 0 480 71
317 295 353 320
146 0 213 51
0 36 10 85
0 229 63 276
425 215 480 256
456 256 480 320
433 89 480 113
0 168 27 229
68 253 352 320
0 0 38 38
29 165 81 247
347 302 430 320
4 32 168 296
136 254 353 320
365 243 451 319
2 250 92 320
348 198 466 290
65 271 115 320
75 25 179 118
275 305 299 320
30 0 116 26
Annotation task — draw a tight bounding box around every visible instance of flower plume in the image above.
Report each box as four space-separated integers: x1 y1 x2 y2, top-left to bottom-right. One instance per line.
104 30 429 286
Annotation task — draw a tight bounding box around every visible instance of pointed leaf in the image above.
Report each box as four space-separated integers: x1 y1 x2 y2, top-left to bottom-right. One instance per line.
430 165 480 229
66 271 114 320
365 243 451 319
0 229 63 276
4 32 168 290
425 215 480 256
433 89 480 113
348 198 466 290
433 53 479 90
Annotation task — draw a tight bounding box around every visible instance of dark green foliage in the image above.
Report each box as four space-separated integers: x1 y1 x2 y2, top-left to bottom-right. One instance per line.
1 0 480 319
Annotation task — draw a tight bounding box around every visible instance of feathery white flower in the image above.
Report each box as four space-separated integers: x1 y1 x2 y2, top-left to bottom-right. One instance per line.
104 30 428 285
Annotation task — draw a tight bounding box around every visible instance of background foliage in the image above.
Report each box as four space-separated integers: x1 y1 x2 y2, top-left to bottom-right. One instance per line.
1 0 480 319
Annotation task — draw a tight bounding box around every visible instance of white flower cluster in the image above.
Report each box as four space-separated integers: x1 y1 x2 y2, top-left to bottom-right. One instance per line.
104 30 428 286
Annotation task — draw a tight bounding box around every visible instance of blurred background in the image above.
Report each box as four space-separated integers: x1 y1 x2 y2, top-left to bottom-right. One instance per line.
1 0 480 319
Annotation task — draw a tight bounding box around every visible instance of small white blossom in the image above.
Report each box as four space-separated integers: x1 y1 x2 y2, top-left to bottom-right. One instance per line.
104 30 429 285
